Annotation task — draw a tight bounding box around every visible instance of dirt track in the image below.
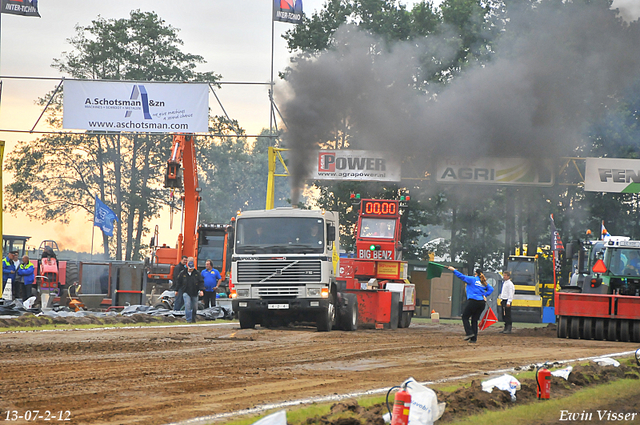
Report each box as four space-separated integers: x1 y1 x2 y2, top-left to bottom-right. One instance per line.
0 320 635 424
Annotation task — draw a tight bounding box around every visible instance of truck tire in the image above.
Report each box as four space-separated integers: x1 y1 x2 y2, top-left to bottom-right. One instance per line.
569 317 581 339
317 294 336 332
557 316 568 338
619 320 630 342
238 311 256 329
595 319 605 340
64 261 80 296
399 310 413 328
339 293 358 332
583 318 593 340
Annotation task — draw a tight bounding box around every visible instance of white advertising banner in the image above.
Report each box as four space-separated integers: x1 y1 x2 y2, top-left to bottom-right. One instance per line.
311 150 401 182
63 80 209 133
436 157 554 186
584 157 640 193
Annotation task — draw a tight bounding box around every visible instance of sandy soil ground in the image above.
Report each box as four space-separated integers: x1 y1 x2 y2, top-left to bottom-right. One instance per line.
0 320 635 425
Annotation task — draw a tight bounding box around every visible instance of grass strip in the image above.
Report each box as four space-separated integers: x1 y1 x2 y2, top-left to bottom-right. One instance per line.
452 378 640 424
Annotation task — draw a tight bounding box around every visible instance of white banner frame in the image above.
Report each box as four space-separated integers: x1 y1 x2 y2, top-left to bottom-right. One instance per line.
584 157 640 193
436 157 555 186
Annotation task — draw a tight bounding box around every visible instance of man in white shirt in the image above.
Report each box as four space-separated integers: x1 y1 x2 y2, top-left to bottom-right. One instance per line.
499 271 515 334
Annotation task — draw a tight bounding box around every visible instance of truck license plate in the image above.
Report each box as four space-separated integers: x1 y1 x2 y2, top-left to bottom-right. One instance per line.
268 304 289 310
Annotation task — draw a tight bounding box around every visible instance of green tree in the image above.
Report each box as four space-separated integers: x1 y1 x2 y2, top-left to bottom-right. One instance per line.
5 10 220 260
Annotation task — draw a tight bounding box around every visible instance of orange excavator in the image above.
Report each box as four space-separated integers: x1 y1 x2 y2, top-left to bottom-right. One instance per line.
146 134 233 291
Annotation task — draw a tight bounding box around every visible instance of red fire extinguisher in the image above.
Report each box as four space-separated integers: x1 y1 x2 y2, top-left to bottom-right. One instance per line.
387 386 411 425
537 364 551 399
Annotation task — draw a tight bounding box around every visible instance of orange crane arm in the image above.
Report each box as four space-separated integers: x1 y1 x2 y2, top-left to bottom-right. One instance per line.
164 134 200 264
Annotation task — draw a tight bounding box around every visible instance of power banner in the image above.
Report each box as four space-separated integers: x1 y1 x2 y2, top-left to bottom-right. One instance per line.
273 0 303 24
584 157 640 193
312 150 401 182
436 157 554 186
63 81 209 133
1 0 40 17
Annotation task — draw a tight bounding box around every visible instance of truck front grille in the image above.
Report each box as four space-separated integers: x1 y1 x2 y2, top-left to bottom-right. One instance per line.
236 260 322 283
256 286 302 297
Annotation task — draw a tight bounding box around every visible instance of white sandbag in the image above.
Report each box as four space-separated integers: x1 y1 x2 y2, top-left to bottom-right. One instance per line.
23 296 37 310
551 365 573 380
251 410 286 425
401 378 446 425
2 278 13 300
481 374 521 400
592 357 620 367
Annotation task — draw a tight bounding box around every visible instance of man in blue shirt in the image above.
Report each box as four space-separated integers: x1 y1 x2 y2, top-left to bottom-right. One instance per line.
2 251 18 298
201 259 222 308
17 255 36 301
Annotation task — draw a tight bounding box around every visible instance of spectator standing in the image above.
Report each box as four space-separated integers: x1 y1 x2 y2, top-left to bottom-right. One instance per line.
170 255 188 311
17 256 35 301
499 271 515 334
201 259 221 308
175 257 204 323
3 251 18 298
448 266 494 343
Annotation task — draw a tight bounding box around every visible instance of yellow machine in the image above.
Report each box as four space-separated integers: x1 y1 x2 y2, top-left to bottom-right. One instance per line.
506 255 543 323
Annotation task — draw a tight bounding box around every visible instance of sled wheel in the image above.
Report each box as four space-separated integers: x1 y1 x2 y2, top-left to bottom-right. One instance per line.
619 320 630 342
595 319 605 340
606 320 618 341
632 321 640 343
582 318 593 340
399 310 413 328
558 316 568 338
569 317 581 339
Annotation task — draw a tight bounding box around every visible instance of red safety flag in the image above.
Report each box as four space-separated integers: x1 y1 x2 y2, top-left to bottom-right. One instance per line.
479 307 498 331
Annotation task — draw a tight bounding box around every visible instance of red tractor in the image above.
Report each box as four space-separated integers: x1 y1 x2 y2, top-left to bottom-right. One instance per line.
36 240 79 306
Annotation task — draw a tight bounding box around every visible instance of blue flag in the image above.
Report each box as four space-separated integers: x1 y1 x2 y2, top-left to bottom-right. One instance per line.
94 196 118 237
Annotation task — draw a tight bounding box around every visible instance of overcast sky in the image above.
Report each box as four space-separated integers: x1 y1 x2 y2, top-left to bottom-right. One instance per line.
0 0 637 252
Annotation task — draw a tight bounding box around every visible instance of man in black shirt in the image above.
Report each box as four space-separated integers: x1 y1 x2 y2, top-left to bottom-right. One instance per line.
175 256 204 323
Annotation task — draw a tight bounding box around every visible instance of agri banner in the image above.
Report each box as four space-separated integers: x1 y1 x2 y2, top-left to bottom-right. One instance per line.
1 0 40 17
63 80 209 133
436 157 554 186
273 0 303 24
584 157 640 193
312 150 401 182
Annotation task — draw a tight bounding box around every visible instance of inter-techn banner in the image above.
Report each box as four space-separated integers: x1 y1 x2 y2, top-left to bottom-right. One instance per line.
273 0 303 24
312 150 401 182
2 0 40 16
63 81 209 133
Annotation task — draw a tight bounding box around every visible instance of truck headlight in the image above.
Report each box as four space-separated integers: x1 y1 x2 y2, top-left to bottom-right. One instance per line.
237 289 250 298
307 288 321 297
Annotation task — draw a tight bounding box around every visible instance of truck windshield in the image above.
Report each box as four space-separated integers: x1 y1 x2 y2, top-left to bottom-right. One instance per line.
360 218 395 239
506 261 535 285
607 248 640 276
235 217 324 254
198 235 225 269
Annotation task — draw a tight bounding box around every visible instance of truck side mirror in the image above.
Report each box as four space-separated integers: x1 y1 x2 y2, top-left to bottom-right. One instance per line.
565 242 574 260
327 224 336 242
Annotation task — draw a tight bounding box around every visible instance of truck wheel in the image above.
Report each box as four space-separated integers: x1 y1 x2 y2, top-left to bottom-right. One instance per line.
583 318 593 340
340 293 358 332
606 320 618 341
619 320 630 342
399 310 413 328
317 294 335 332
569 317 581 339
238 311 255 329
557 316 568 338
595 319 605 340
632 321 640 343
